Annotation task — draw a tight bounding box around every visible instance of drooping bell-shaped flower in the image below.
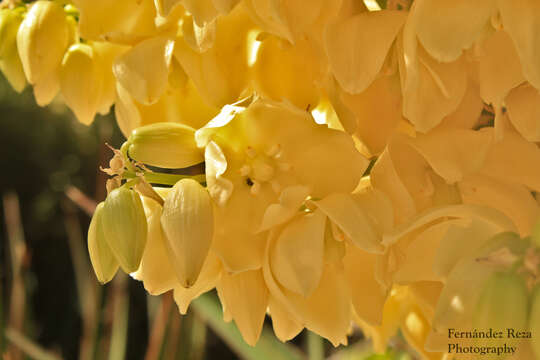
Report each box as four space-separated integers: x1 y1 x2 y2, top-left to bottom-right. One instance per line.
161 179 214 287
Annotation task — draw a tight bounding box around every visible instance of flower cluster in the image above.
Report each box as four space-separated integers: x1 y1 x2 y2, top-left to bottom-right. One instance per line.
2 0 540 358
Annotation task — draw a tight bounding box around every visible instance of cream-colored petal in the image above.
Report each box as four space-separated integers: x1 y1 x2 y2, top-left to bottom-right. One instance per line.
270 209 326 297
477 30 524 106
72 0 156 42
113 36 174 105
325 10 406 94
216 269 269 346
436 79 483 130
161 179 214 287
60 44 104 125
264 232 350 346
341 74 403 155
498 0 540 89
459 174 540 236
134 197 177 295
267 296 303 342
402 45 468 133
414 0 496 62
314 193 383 253
204 141 233 207
479 128 540 192
114 81 142 138
258 185 310 232
408 128 493 183
173 252 222 313
344 244 388 326
506 84 540 142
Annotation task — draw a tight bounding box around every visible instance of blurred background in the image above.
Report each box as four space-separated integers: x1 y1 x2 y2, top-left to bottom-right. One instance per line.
0 75 416 360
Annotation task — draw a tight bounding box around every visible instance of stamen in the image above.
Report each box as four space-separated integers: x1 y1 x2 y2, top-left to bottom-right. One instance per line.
240 164 251 176
250 180 261 195
246 146 257 158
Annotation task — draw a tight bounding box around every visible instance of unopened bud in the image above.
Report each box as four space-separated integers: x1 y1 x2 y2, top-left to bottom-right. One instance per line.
473 272 529 356
128 122 203 168
88 202 119 284
101 187 147 273
161 179 213 287
0 8 26 92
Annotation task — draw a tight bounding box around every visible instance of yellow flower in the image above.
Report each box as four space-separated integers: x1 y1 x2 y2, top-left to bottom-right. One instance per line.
17 0 70 105
161 179 214 287
0 8 26 93
195 97 368 272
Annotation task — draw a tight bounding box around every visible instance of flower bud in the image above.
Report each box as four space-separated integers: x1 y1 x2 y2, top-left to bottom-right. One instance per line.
530 285 540 358
473 272 529 356
88 202 119 284
161 179 213 287
60 43 104 125
17 0 69 105
101 187 148 273
0 8 26 92
127 122 203 168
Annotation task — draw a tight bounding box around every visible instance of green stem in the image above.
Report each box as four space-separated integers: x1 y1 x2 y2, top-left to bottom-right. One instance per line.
123 171 206 186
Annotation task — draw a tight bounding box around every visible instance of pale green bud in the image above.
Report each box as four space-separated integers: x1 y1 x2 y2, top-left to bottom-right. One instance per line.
102 187 147 273
161 179 213 287
0 8 26 92
127 122 204 169
88 202 119 284
530 285 540 359
473 272 529 357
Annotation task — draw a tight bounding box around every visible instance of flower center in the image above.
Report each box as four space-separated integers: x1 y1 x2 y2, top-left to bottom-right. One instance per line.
239 144 291 195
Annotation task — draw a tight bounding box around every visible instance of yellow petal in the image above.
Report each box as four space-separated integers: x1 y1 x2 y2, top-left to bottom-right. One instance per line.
477 30 524 105
480 128 540 192
114 81 142 137
161 179 214 287
133 197 177 295
101 187 148 273
459 174 540 236
113 36 174 105
72 0 156 42
258 185 310 232
60 43 104 125
344 244 388 325
0 9 26 92
16 1 68 85
252 35 323 110
498 0 540 89
436 79 483 130
341 74 403 155
173 252 222 313
413 0 495 62
88 202 119 284
408 128 493 183
325 10 406 94
155 0 183 18
401 305 442 360
204 141 233 207
506 84 540 142
314 193 383 253
270 209 326 297
216 269 269 346
174 5 254 107
127 122 203 168
264 232 350 346
267 296 303 342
